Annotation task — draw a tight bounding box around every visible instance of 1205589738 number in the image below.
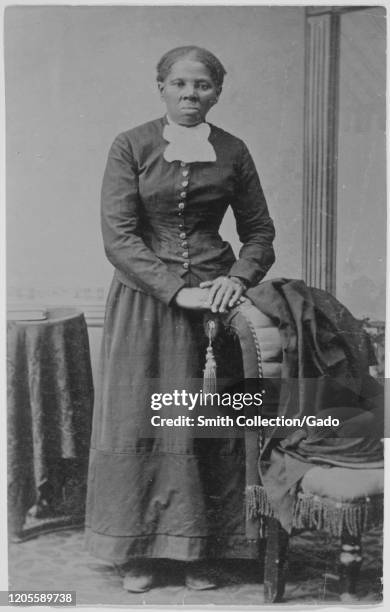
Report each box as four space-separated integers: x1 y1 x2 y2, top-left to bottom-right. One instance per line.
2 591 76 606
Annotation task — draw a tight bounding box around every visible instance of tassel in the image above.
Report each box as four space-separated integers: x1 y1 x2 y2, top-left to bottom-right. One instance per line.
245 484 275 519
203 320 217 394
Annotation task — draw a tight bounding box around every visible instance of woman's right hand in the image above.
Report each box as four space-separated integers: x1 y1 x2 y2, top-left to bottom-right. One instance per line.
174 287 210 310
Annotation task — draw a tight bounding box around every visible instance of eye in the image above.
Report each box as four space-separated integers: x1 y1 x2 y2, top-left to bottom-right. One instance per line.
171 80 185 88
198 82 212 91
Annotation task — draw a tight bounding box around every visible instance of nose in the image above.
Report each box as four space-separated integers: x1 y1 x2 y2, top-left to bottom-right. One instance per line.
182 83 198 99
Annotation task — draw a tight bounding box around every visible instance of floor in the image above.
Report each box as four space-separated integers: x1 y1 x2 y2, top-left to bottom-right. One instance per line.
8 527 383 606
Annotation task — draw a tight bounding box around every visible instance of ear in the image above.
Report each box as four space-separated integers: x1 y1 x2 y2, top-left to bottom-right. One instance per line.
210 90 221 108
157 81 165 99
215 87 222 102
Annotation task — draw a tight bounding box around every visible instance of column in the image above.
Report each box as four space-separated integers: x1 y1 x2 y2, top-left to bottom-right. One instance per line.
303 8 340 293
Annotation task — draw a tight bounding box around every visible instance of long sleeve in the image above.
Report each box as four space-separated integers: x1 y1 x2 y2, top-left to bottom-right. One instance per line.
101 133 186 305
228 142 275 286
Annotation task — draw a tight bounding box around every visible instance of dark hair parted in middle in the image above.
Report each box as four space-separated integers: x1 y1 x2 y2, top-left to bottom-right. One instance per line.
156 46 227 92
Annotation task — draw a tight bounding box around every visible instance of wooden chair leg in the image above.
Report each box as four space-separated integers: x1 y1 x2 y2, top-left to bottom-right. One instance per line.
264 517 289 603
339 531 362 602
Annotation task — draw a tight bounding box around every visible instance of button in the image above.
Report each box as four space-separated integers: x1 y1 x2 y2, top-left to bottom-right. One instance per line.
180 161 187 168
178 202 185 210
182 251 189 258
181 241 188 247
178 224 184 229
178 211 183 216
183 262 189 269
182 169 189 177
179 232 186 239
180 191 187 198
181 180 189 187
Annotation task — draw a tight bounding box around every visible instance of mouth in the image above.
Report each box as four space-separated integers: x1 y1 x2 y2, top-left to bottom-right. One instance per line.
180 102 200 108
180 106 200 111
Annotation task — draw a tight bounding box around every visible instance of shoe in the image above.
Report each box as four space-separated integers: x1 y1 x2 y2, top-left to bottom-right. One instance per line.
185 562 217 590
123 564 154 593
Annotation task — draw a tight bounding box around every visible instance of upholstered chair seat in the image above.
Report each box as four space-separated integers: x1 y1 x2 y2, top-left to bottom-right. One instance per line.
300 465 384 500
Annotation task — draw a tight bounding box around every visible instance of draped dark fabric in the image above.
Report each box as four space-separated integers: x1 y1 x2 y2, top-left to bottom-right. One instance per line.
245 279 384 532
7 309 94 540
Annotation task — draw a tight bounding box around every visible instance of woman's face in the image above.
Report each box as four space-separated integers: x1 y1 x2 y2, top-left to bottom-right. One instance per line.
158 59 220 126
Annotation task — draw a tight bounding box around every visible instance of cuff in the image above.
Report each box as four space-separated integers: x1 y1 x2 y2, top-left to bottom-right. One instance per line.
228 275 250 289
228 260 265 287
165 278 187 306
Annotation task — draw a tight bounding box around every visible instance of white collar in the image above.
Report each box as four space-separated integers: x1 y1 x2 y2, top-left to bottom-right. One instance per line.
162 116 216 163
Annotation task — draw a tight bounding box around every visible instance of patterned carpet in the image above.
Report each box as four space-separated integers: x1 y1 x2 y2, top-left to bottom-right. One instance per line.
8 527 383 605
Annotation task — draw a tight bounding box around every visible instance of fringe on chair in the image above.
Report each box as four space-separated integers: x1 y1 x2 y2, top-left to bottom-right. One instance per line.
245 486 383 538
245 484 275 520
245 485 272 540
292 492 384 538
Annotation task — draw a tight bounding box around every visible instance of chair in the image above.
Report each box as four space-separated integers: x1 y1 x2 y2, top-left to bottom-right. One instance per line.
219 298 384 603
264 466 383 603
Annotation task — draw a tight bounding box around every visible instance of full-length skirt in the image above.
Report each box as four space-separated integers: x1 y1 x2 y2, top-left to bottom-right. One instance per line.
85 277 257 563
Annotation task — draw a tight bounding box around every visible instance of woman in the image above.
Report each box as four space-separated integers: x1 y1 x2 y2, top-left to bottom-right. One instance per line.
85 46 275 592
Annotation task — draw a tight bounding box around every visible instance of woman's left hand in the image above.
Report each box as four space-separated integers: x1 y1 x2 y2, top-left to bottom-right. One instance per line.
199 276 247 313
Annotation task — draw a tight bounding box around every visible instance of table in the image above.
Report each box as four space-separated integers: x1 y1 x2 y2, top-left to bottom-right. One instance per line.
7 308 94 541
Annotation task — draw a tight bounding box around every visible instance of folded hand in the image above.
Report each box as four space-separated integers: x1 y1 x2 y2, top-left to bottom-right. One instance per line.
199 276 246 313
174 287 211 310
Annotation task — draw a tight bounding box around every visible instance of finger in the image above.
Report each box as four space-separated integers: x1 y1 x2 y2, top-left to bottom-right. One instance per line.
202 276 224 288
199 280 215 288
210 285 228 312
219 287 235 312
207 279 224 306
228 286 244 308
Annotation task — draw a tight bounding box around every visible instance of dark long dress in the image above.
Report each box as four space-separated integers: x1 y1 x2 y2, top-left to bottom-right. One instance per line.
85 117 275 563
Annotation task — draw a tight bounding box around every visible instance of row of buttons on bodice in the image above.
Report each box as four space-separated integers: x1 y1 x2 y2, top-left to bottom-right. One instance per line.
177 161 190 270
